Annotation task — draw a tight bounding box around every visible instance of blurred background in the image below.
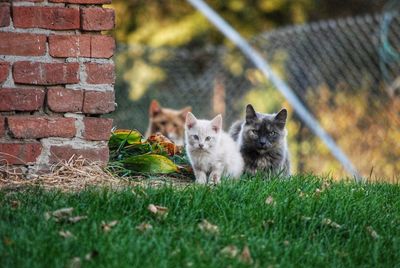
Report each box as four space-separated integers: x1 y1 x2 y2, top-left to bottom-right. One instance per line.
107 0 400 180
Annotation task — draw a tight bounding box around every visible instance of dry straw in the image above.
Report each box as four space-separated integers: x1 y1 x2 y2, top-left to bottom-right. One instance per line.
0 156 191 192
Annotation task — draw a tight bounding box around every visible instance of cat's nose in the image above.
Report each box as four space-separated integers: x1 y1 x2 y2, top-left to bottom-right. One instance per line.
259 139 266 145
199 144 204 149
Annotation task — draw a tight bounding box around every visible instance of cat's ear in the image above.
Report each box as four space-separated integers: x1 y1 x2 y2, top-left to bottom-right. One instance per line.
245 104 257 124
274 109 287 129
185 112 197 129
211 114 222 133
180 106 192 119
149 100 162 117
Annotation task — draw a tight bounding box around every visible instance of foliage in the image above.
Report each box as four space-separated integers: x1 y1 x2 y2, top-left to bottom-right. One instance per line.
1 176 400 267
108 130 191 177
110 0 386 46
304 85 400 179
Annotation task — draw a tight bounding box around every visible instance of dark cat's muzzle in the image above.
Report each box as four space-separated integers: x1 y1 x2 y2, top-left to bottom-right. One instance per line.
258 138 271 149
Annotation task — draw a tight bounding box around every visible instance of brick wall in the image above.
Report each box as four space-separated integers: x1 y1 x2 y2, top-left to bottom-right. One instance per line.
0 0 116 174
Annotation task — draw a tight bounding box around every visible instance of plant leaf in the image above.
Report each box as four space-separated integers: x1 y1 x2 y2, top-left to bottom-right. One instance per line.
122 154 179 174
147 133 182 156
109 129 143 150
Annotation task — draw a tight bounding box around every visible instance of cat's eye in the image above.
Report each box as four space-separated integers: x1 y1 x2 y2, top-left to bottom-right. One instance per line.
193 135 199 140
205 136 211 141
251 129 258 135
173 123 178 128
269 131 276 137
160 121 167 126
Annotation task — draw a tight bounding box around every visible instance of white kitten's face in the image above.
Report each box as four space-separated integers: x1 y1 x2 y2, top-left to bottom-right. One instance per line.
185 113 222 152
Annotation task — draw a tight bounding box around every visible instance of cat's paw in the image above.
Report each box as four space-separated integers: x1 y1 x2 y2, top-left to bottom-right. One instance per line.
210 172 221 184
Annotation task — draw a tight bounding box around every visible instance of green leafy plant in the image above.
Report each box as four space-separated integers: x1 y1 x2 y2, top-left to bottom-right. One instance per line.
108 129 192 177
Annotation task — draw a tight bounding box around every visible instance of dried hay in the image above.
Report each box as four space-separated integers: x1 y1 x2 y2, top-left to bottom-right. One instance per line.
0 156 192 192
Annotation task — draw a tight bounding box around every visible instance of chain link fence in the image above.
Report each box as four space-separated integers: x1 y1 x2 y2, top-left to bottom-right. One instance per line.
110 9 400 180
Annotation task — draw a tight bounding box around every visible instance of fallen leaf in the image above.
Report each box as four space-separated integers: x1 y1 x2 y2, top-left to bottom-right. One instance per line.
366 226 379 239
321 218 332 225
136 222 153 232
10 200 20 209
283 240 290 246
301 216 312 221
85 250 99 261
68 257 81 268
330 222 342 229
220 245 239 258
265 196 276 206
322 218 342 229
147 204 169 218
239 245 253 264
68 216 88 223
148 204 158 214
52 207 74 219
101 220 118 233
198 219 219 235
155 206 168 216
59 230 74 238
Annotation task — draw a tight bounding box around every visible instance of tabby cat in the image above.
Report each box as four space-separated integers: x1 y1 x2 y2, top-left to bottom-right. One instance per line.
145 100 191 146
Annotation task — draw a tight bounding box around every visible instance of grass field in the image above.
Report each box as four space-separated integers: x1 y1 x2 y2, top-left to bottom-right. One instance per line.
1 175 400 267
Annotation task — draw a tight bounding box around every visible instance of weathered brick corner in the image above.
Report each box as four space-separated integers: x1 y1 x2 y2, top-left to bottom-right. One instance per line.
0 0 116 174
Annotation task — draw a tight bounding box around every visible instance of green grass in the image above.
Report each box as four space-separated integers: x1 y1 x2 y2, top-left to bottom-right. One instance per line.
1 175 400 267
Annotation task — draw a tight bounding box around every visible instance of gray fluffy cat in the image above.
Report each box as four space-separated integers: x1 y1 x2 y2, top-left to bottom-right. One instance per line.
230 104 290 176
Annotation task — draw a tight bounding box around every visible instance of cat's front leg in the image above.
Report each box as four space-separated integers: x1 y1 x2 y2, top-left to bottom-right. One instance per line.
209 170 222 184
210 161 224 184
193 169 207 184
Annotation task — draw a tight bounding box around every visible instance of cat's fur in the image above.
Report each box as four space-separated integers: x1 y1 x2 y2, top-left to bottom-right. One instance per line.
185 112 244 184
230 104 290 176
145 100 191 146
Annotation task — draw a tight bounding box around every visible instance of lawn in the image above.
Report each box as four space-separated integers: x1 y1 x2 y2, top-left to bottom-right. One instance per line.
1 175 400 267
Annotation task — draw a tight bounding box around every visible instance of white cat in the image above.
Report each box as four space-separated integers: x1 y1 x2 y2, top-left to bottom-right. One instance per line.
185 112 244 184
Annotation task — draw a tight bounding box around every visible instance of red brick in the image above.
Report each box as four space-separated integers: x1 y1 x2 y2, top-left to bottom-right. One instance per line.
50 0 111 3
83 117 112 141
0 88 45 112
91 35 115 58
48 35 114 58
13 62 79 85
0 3 10 27
13 0 44 2
0 62 9 83
81 7 115 31
83 91 115 114
0 33 46 56
8 116 76 139
47 87 83 113
49 145 109 164
13 6 80 30
85 63 114 84
0 116 5 137
49 35 90 58
0 142 42 165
